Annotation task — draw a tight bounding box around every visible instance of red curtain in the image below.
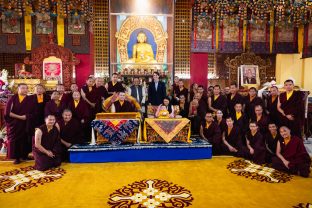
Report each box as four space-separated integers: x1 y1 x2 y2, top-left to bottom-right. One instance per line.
190 53 208 88
75 54 92 88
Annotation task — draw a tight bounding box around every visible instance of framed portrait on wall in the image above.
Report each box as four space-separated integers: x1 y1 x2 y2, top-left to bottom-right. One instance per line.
67 18 86 35
238 65 260 87
36 18 53 35
43 56 62 83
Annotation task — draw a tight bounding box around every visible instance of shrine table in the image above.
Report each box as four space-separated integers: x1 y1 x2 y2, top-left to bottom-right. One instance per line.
143 118 191 143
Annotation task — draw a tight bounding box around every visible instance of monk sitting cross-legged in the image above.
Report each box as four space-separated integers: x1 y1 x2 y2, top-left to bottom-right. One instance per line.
272 126 311 177
32 114 62 171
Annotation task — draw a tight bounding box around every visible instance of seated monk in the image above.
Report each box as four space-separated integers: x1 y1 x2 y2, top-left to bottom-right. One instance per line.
111 91 136 113
200 112 222 155
155 97 175 118
222 117 244 156
32 114 62 171
243 121 266 164
264 123 282 163
58 109 84 147
272 126 311 177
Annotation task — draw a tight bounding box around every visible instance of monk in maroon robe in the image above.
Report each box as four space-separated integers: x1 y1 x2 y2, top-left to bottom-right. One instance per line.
29 84 50 128
208 85 228 116
44 91 66 121
56 84 70 107
58 109 84 146
231 103 248 135
65 83 79 105
222 117 244 156
244 87 264 119
107 73 124 95
68 91 90 141
197 94 208 121
81 77 98 119
265 86 280 126
215 110 227 134
227 83 244 115
33 115 62 171
94 77 109 112
251 105 269 135
112 91 136 113
272 126 311 177
5 84 34 164
173 79 188 104
200 112 222 155
277 79 305 137
243 122 266 164
264 123 282 163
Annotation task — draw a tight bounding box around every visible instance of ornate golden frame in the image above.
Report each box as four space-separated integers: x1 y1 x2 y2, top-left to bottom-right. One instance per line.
115 16 167 64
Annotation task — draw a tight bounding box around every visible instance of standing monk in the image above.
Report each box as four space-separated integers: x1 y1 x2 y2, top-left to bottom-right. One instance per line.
44 91 66 121
208 85 227 116
68 91 90 141
107 73 125 95
33 114 62 171
56 84 69 106
266 86 280 126
227 82 244 116
244 87 263 119
277 79 304 138
5 84 34 164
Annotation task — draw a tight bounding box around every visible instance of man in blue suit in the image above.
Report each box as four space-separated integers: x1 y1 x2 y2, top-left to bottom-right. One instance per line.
148 72 166 105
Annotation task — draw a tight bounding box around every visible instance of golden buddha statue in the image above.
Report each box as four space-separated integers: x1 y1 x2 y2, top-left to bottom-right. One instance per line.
127 32 157 64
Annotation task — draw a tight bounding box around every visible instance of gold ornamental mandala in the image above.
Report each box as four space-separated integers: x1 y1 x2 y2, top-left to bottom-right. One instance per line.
0 166 66 193
227 159 292 183
108 179 193 208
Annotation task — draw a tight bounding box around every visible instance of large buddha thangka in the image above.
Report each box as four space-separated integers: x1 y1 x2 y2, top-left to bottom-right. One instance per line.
115 16 168 72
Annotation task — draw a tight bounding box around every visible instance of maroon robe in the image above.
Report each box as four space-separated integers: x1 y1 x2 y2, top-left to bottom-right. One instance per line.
227 93 244 115
32 125 62 171
244 95 264 119
211 95 228 116
44 100 66 121
68 99 90 141
231 112 248 135
202 121 222 155
94 86 109 113
58 118 84 145
272 136 311 177
266 95 280 126
216 118 227 135
114 100 136 112
222 126 244 156
59 93 70 107
243 131 266 164
81 85 100 118
5 95 34 159
174 87 189 101
279 91 304 137
264 132 281 163
197 97 208 121
251 114 269 135
29 93 50 127
107 81 124 94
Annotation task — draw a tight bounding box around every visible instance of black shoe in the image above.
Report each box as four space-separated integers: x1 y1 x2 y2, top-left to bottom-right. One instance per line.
13 159 21 164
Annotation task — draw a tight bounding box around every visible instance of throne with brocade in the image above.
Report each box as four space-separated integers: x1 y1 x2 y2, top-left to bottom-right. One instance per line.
24 34 80 90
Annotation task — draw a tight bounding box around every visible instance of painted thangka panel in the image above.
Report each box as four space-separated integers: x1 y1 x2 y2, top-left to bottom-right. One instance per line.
191 18 215 53
302 23 312 58
250 24 268 54
219 23 242 53
274 26 297 53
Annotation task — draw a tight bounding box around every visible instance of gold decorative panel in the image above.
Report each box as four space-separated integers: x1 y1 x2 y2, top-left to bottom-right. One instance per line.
93 0 109 76
174 0 191 79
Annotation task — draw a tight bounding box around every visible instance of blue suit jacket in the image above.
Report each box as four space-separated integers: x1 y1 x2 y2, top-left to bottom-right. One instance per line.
148 81 166 105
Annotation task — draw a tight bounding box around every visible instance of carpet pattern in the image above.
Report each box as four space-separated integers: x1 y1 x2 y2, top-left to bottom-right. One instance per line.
227 159 293 183
108 179 193 208
0 166 66 193
293 203 312 208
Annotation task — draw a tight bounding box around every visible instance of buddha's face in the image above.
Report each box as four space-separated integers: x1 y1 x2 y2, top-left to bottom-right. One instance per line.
137 32 147 43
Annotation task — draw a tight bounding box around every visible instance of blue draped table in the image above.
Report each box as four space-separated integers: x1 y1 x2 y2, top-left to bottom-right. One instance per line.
91 119 141 145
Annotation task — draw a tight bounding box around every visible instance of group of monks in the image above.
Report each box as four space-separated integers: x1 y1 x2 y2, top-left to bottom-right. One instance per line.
4 74 124 170
4 73 311 177
178 79 310 177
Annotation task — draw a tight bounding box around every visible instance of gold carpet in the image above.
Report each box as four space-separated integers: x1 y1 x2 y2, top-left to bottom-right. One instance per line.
0 157 311 208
